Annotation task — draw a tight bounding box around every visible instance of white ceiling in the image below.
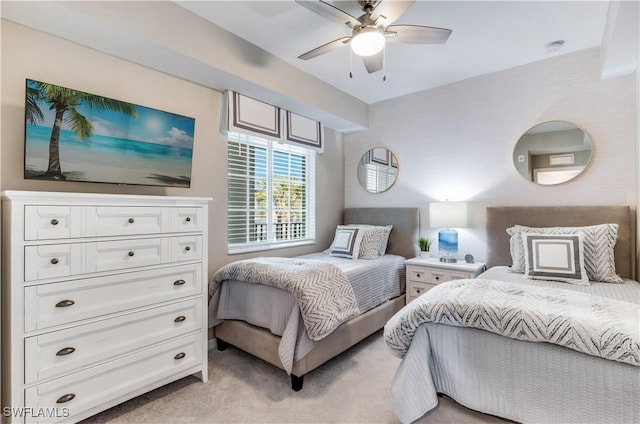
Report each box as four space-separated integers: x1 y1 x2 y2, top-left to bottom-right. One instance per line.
176 0 611 104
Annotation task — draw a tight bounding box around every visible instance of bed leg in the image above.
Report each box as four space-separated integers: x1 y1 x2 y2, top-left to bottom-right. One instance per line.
291 374 304 391
216 338 230 351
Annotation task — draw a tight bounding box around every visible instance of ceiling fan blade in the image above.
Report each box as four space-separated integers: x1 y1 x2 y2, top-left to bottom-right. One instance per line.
386 24 452 44
295 0 360 28
362 51 383 73
298 36 351 60
370 0 415 28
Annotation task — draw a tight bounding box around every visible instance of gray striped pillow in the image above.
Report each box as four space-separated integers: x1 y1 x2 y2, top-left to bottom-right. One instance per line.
508 223 622 284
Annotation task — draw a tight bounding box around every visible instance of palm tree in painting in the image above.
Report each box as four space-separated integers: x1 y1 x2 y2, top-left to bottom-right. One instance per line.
26 81 137 180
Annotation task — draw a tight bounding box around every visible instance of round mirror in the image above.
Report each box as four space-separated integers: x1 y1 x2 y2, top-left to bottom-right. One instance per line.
357 147 399 193
513 121 593 185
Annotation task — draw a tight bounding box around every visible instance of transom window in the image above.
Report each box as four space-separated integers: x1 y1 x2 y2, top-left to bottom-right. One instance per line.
227 132 316 254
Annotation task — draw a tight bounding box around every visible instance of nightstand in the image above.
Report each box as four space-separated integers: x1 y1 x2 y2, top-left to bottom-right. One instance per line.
405 257 486 304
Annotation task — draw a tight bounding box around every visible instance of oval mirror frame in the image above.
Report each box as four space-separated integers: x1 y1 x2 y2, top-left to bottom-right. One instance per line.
357 147 399 193
513 121 593 186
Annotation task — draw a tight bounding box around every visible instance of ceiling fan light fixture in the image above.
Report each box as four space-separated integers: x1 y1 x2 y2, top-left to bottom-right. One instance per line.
351 27 385 57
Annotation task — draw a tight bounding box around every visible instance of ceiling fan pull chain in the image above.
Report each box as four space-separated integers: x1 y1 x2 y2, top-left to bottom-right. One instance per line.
383 46 387 82
349 48 353 79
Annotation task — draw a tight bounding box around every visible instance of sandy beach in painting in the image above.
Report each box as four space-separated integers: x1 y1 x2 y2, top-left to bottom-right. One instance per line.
25 126 192 187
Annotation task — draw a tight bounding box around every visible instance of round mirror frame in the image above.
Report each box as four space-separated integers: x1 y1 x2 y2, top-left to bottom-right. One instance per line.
513 121 593 186
357 147 399 193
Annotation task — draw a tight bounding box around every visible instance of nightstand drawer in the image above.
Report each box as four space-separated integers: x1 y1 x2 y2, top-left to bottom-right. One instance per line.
408 282 433 298
404 258 486 305
429 270 449 284
450 271 471 280
407 266 429 283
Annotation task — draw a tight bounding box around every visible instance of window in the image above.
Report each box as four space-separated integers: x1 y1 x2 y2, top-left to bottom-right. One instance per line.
227 132 316 254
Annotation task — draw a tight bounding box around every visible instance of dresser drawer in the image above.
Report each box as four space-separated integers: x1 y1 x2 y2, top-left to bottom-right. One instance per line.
24 333 203 423
24 264 201 331
24 206 83 241
171 236 202 262
24 244 83 282
25 299 202 384
85 206 167 237
86 237 170 273
170 208 203 232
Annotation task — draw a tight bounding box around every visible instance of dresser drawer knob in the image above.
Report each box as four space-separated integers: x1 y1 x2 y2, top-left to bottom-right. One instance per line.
185 217 191 222
435 276 440 280
174 315 186 323
55 299 75 308
128 251 135 257
128 218 135 224
56 393 75 404
50 258 59 265
56 347 76 356
51 218 59 225
174 352 186 360
173 279 186 286
185 246 191 251
416 273 421 278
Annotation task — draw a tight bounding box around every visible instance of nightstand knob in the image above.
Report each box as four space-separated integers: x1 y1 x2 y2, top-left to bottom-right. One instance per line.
416 273 421 278
128 218 135 224
416 289 421 294
185 217 191 222
51 219 59 225
435 276 440 280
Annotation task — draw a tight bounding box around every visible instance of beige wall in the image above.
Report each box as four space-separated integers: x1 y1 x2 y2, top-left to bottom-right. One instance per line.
345 48 637 263
0 20 345 274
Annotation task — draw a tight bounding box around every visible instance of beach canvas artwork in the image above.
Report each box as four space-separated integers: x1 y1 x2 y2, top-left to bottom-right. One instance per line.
24 79 194 187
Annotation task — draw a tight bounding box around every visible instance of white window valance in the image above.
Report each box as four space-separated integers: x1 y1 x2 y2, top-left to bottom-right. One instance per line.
220 91 323 153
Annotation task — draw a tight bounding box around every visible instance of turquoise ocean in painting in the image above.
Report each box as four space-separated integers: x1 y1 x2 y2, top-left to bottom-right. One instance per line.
25 125 193 186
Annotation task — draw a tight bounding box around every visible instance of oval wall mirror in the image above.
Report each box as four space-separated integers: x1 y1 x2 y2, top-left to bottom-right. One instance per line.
357 147 399 193
513 121 593 185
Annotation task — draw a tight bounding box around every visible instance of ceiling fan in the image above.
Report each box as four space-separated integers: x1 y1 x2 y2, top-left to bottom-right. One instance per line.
295 0 452 77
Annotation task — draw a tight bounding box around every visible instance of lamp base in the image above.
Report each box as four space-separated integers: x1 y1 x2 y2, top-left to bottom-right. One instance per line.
439 257 458 263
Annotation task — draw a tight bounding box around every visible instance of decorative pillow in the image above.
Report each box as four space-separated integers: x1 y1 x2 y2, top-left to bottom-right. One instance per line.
523 233 589 285
507 223 622 284
328 226 364 259
345 224 393 258
357 227 386 259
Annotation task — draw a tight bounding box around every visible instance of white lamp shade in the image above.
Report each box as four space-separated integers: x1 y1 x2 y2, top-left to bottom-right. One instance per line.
351 27 385 57
429 202 468 228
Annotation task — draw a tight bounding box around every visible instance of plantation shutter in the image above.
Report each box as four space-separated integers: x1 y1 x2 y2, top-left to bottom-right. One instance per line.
227 131 316 254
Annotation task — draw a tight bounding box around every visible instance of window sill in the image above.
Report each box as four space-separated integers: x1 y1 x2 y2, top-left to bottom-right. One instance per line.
228 239 317 255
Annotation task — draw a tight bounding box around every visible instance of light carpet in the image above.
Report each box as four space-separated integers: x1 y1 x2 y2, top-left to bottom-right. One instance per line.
81 330 506 423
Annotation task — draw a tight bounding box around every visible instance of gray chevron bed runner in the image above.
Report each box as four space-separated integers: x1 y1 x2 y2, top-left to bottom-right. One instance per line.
384 279 640 366
210 257 360 341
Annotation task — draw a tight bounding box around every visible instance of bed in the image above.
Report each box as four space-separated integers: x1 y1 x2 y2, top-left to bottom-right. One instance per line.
209 207 418 390
384 206 640 424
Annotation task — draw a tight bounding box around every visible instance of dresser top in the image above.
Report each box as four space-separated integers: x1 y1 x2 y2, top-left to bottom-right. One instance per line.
2 190 212 205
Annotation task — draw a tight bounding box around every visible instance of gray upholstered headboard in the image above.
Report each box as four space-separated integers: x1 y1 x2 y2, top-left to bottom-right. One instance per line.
344 208 419 259
486 206 634 279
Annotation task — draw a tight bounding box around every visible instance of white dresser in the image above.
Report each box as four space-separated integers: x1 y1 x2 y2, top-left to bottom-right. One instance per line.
1 191 210 423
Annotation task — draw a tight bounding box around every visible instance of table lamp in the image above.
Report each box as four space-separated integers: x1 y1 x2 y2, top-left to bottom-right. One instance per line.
429 201 468 263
